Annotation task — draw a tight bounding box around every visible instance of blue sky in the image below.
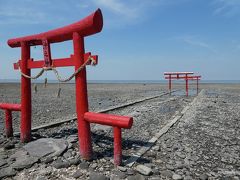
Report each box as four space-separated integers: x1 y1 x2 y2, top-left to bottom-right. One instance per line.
0 0 240 81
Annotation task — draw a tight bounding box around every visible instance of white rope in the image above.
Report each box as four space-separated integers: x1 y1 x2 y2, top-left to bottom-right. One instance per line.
18 57 96 82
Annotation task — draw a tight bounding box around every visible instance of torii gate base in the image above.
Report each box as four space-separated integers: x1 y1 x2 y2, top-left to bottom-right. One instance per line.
3 9 133 166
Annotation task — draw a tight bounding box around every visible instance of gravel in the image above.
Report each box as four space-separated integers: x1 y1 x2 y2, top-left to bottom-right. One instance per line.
0 83 239 179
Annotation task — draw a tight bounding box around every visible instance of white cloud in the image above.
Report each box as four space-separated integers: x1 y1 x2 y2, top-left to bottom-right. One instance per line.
177 35 216 52
90 0 189 27
212 0 240 17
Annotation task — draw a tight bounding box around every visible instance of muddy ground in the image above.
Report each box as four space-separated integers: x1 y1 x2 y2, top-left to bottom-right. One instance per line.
0 83 239 180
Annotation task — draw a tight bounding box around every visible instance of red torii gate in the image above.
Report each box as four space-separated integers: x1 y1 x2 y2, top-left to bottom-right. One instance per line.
187 75 201 94
164 72 194 96
1 9 133 165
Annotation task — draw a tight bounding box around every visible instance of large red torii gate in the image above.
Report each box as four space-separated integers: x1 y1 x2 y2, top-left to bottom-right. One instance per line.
1 9 133 165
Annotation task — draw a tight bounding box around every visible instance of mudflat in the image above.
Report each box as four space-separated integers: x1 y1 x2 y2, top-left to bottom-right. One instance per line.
0 82 239 179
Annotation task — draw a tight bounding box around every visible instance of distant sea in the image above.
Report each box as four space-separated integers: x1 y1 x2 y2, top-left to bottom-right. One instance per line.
0 79 240 84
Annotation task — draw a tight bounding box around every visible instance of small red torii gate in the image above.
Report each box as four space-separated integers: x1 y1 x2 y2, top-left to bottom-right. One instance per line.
164 72 194 96
1 9 133 166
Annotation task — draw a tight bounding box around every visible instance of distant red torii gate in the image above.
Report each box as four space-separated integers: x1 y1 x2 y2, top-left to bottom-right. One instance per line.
186 75 201 94
164 72 193 96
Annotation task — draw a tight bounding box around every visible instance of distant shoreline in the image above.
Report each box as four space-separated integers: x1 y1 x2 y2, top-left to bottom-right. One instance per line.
0 79 240 84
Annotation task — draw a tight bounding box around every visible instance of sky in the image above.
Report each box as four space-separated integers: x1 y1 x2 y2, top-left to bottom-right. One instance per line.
0 0 240 81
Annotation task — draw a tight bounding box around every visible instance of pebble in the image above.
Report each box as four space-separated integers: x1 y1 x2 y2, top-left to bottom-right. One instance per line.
166 164 174 170
52 160 70 169
4 142 15 150
68 158 81 166
172 173 183 180
79 161 89 169
112 170 127 179
126 168 135 175
72 169 83 178
135 164 152 176
127 174 146 180
161 170 173 178
199 173 208 180
184 175 193 180
118 166 127 172
152 145 160 151
89 172 109 180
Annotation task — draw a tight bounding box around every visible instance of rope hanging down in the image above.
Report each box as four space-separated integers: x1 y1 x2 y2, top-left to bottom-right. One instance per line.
18 57 96 82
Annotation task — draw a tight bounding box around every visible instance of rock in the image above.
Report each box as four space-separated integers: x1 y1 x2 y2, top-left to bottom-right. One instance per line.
72 169 83 178
184 176 193 180
0 167 16 178
91 163 98 169
67 135 78 143
175 152 186 159
118 166 127 172
152 169 160 175
4 142 15 150
172 174 183 180
36 176 47 180
69 158 81 166
166 164 174 170
89 172 109 180
135 164 152 176
12 155 39 170
127 174 145 180
9 150 28 160
126 168 135 175
161 170 173 178
152 145 160 151
199 174 208 180
52 160 70 169
79 161 89 169
112 170 127 179
149 177 161 180
23 138 68 159
43 156 54 164
0 159 7 167
63 151 72 159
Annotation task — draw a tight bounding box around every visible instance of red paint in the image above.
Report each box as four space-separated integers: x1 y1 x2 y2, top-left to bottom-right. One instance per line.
164 72 194 96
84 112 133 165
84 112 133 128
20 42 32 142
8 9 103 47
42 39 52 67
5 110 13 137
0 103 21 111
168 75 172 95
187 76 201 94
13 53 98 70
0 103 21 137
73 32 92 160
7 9 133 166
114 127 122 166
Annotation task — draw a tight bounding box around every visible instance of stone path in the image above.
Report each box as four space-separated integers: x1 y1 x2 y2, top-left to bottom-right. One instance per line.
133 89 240 179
